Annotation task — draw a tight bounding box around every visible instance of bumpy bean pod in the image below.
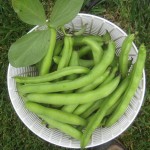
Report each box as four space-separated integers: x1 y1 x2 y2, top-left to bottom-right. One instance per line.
39 28 57 75
18 41 116 93
14 66 89 83
119 34 135 78
25 101 86 126
39 115 82 140
73 36 103 65
58 36 73 70
25 76 120 105
105 44 146 127
81 77 129 148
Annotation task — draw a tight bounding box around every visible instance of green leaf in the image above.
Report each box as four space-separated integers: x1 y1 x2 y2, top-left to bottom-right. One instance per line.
12 0 46 25
8 29 50 67
50 0 84 28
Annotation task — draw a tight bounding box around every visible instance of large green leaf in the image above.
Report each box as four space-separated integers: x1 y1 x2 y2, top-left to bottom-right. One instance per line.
50 0 84 28
12 0 46 25
8 29 50 67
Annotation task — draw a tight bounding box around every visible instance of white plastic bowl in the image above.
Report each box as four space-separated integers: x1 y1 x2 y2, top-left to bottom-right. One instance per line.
7 13 146 149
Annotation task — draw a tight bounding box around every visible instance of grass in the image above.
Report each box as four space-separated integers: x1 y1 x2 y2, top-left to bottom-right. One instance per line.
1 0 150 149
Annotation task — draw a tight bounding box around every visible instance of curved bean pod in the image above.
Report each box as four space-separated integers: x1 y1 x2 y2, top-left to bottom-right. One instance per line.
14 66 89 83
18 41 116 93
58 36 73 70
119 34 135 78
105 44 146 127
25 101 86 126
73 36 103 64
39 28 57 75
39 115 82 140
63 67 110 114
81 77 129 148
25 76 120 105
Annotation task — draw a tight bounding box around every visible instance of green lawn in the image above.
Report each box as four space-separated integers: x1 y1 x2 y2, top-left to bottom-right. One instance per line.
1 0 150 150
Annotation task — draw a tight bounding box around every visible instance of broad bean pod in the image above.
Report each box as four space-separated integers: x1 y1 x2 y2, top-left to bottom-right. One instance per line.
18 41 116 93
25 76 120 105
57 36 73 70
81 77 129 148
14 66 89 83
39 28 57 75
105 44 146 126
119 34 135 78
39 115 82 140
25 101 86 126
73 36 103 64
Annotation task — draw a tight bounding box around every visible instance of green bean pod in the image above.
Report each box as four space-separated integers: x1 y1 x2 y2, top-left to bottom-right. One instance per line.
39 28 57 75
14 66 89 84
57 36 73 70
18 41 116 93
73 36 103 65
105 44 146 127
64 67 110 115
25 76 120 105
39 115 82 140
53 40 63 56
81 77 129 148
25 101 86 126
119 34 135 78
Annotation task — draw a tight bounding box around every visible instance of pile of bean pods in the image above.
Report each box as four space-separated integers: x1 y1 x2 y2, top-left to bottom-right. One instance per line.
15 29 146 148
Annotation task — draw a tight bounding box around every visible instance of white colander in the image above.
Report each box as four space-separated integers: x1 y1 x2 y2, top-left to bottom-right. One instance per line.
7 13 146 149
